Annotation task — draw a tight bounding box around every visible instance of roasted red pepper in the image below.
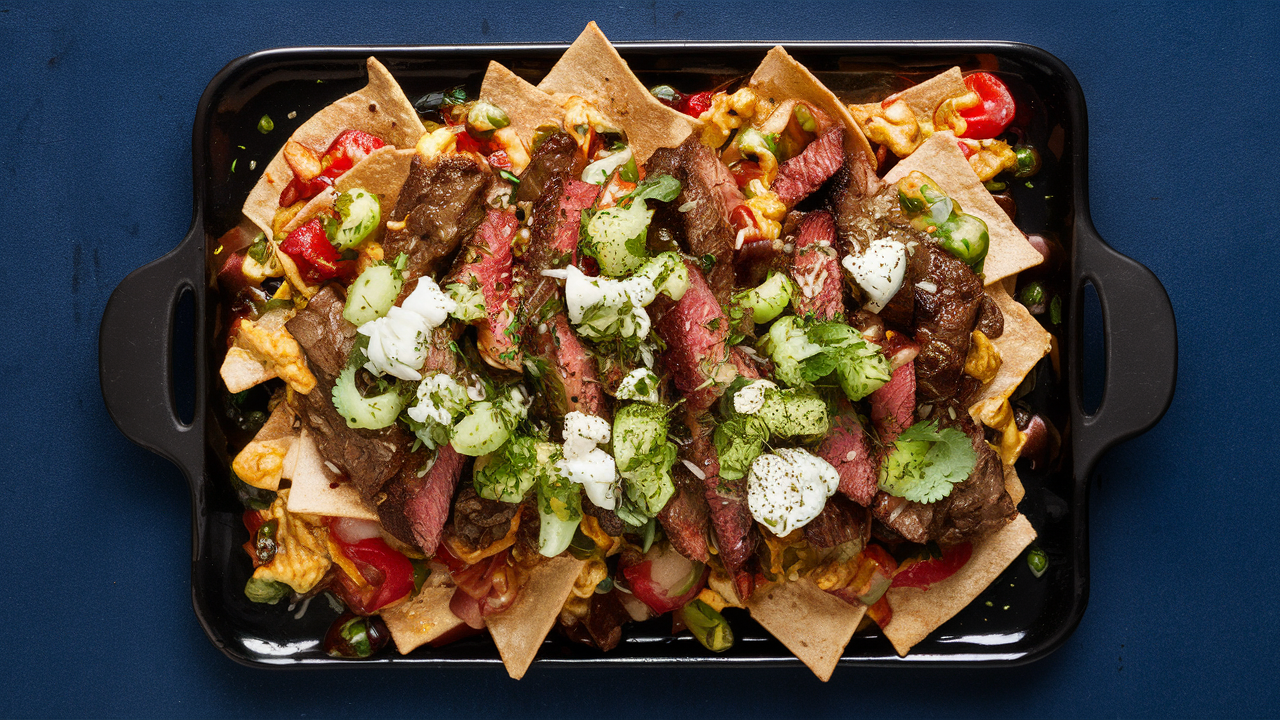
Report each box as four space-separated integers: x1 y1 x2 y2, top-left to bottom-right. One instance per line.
678 90 714 118
277 218 349 284
956 72 1015 140
327 519 415 615
278 130 386 207
892 542 973 590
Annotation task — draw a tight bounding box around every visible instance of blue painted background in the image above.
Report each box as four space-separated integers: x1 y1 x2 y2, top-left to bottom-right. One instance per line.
2 1 1276 716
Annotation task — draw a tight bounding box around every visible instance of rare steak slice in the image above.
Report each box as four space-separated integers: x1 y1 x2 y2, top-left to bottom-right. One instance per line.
515 131 585 204
789 210 845 321
446 207 522 369
376 444 467 554
913 242 985 403
684 415 755 598
814 408 878 506
525 312 610 421
772 127 844 208
383 154 493 281
657 461 712 563
654 260 736 414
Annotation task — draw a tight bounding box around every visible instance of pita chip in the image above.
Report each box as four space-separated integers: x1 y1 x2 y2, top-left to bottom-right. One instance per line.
969 283 1053 411
283 430 379 521
230 401 297 491
243 57 425 237
383 586 469 654
220 346 276 393
485 555 586 679
279 145 417 237
849 66 968 139
746 579 866 682
885 131 1045 285
882 514 1037 656
537 22 700 163
1005 463 1025 507
480 61 567 147
747 45 876 166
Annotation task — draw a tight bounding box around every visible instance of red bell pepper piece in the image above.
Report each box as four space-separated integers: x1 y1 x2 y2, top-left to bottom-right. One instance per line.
277 218 349 284
956 72 1015 140
323 129 386 175
678 91 714 118
866 594 893 629
891 542 973 590
327 518 415 614
729 160 765 189
455 130 483 154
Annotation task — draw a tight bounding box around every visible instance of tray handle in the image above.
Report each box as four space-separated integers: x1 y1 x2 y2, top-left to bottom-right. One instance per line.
99 222 205 475
1070 218 1177 482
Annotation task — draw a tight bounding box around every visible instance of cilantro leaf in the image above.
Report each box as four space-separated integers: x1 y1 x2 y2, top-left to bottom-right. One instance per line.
628 174 681 204
878 420 976 504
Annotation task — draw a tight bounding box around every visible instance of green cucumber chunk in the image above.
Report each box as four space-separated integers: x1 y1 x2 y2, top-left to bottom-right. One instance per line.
735 272 794 324
332 189 381 251
450 401 513 456
343 264 403 326
758 387 829 438
331 365 408 429
583 201 652 277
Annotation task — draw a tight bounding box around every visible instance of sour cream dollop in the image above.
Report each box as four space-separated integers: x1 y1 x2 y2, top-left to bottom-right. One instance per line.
733 379 777 415
556 411 618 510
358 278 456 381
747 448 841 536
842 238 907 314
406 373 468 426
616 368 661 404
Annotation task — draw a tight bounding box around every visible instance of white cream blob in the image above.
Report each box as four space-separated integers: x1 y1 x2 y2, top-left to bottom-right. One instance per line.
733 379 777 415
358 277 456 381
406 373 469 426
842 238 907 314
747 447 841 536
616 368 661 404
556 411 618 510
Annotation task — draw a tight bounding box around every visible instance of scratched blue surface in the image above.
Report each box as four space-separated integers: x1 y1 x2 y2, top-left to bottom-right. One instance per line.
2 1 1277 717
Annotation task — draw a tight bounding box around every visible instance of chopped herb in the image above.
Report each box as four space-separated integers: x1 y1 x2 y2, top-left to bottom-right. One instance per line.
1049 295 1063 325
257 115 274 134
1027 546 1048 577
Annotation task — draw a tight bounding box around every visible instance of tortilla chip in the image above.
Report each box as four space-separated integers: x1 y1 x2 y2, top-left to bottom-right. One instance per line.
485 555 586 679
884 131 1044 285
280 146 417 236
282 430 379 521
747 46 876 166
882 514 1036 656
220 347 275 393
746 579 866 682
536 22 699 163
970 283 1053 411
480 61 567 148
243 57 425 237
853 66 967 130
383 587 467 654
1005 463 1025 506
231 401 297 491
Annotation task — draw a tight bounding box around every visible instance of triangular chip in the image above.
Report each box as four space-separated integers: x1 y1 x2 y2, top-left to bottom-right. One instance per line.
382 587 468 654
884 131 1045 285
283 430 379 520
480 61 567 148
882 514 1037 656
280 146 417 237
243 57 425 237
746 579 866 682
231 401 297 491
1005 463 1025 507
485 555 586 679
851 66 967 133
747 46 876 166
969 283 1053 411
536 22 700 163
220 346 275 393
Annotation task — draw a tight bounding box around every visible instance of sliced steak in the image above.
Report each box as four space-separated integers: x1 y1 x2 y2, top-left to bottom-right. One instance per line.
815 410 879 506
684 416 755 595
789 210 845 321
803 494 868 549
446 208 522 368
869 410 1013 545
515 132 584 204
285 286 410 499
870 360 916 445
525 312 610 420
913 242 985 403
657 462 712 563
827 144 887 256
654 260 736 414
773 127 844 208
645 138 741 301
376 445 467 554
384 154 492 281
518 175 599 323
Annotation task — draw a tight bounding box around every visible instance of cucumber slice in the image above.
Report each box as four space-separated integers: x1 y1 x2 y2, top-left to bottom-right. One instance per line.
450 401 513 456
735 272 794 324
583 201 651 277
758 387 829 438
332 189 381 250
343 264 403 326
330 366 408 429
612 402 669 473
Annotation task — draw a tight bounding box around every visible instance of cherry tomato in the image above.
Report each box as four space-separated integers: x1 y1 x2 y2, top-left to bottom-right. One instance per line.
956 72 1015 139
278 218 347 284
678 91 714 118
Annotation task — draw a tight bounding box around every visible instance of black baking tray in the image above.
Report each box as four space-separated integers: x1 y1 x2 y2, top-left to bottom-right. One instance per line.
99 41 1176 669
